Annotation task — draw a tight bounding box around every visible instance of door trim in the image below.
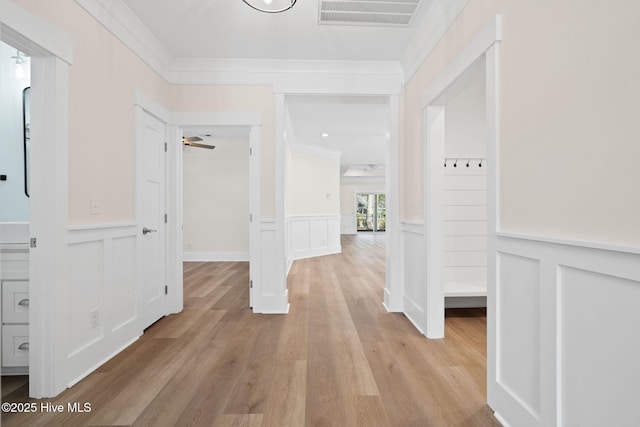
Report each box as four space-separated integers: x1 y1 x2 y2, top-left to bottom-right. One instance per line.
420 11 501 408
420 15 501 338
1 0 73 398
169 111 262 312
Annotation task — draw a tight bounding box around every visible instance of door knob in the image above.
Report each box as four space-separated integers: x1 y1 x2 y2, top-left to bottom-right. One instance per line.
142 227 157 235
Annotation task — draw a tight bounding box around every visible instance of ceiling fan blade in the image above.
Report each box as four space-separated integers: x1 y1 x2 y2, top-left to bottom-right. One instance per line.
184 142 215 150
182 136 203 143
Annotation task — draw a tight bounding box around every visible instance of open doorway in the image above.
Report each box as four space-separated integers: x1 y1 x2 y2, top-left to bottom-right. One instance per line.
0 40 31 376
283 93 399 310
182 128 250 263
176 123 261 309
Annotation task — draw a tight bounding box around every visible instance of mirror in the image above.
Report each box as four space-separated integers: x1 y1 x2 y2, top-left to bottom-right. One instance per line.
23 86 30 197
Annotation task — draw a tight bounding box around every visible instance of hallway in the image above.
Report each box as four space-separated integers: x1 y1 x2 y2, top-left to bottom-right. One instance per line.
2 235 498 426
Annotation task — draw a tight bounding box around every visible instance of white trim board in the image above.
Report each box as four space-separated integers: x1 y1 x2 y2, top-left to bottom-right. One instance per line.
419 15 501 340
183 252 249 262
1 0 74 399
72 0 466 87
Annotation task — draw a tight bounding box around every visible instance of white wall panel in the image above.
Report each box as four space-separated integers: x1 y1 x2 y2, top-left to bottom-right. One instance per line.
340 213 356 235
444 221 487 236
286 215 341 263
68 240 104 355
65 225 141 386
111 236 136 331
309 219 327 249
496 252 541 419
559 267 640 427
402 227 426 333
257 223 289 314
491 234 640 427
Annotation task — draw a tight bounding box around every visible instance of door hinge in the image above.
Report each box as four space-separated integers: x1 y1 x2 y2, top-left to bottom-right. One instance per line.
250 213 253 222
30 238 37 248
164 213 168 223
250 280 253 289
249 147 253 155
164 142 167 152
165 285 168 295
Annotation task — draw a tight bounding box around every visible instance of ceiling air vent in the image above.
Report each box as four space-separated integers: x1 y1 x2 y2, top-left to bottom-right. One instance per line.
318 0 421 27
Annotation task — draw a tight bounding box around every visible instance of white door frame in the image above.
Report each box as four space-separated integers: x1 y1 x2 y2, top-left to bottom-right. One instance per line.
169 112 262 312
275 89 402 315
134 93 173 323
421 16 502 338
420 8 501 381
1 0 73 397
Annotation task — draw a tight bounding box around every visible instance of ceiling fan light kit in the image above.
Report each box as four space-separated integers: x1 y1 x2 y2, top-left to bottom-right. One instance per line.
242 0 297 13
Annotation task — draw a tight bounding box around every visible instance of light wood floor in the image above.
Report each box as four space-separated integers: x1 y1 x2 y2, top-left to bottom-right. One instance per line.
1 234 499 426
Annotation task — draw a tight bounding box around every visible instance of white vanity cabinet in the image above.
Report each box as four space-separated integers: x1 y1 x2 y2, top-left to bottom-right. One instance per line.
2 280 29 372
0 239 30 375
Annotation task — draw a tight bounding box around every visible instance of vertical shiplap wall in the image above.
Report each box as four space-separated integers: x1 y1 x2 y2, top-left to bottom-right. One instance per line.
443 160 487 297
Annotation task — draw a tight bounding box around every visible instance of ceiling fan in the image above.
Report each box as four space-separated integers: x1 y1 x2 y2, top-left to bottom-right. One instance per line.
182 136 215 150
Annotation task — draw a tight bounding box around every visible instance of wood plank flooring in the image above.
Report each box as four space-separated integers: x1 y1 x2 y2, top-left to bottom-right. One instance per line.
1 234 500 426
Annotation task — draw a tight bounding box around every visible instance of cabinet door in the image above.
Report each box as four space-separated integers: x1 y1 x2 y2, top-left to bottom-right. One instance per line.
2 280 29 324
2 324 29 367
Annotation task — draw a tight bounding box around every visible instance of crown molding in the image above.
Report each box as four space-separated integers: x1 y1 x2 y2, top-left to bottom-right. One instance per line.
75 0 172 80
401 0 470 83
75 0 467 88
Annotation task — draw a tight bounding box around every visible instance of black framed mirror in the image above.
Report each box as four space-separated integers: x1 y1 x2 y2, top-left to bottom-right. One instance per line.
23 86 30 198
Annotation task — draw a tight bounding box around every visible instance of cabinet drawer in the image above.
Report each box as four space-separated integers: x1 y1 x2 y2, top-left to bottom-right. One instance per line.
2 280 29 323
2 325 29 367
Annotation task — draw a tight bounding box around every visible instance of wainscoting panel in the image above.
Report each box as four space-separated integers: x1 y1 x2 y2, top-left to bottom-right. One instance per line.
258 222 289 314
340 212 356 234
66 224 140 386
559 267 640 427
286 215 341 266
400 222 426 334
491 233 640 427
496 252 541 420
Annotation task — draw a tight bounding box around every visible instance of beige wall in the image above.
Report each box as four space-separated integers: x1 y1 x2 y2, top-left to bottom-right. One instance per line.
403 0 640 245
171 85 276 220
443 65 486 159
288 148 340 216
183 139 249 253
11 0 172 225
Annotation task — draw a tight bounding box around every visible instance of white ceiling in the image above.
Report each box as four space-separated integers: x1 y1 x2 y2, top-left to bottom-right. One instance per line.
115 0 459 177
121 0 432 61
286 95 387 175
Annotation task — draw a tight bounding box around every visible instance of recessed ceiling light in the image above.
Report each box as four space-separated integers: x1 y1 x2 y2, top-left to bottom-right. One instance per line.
321 133 329 138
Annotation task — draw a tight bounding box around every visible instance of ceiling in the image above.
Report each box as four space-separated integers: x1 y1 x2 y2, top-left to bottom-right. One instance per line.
286 95 387 176
116 0 452 178
121 0 432 61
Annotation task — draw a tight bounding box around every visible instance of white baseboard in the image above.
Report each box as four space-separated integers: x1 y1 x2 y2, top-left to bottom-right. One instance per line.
445 296 486 308
183 251 249 262
290 245 341 261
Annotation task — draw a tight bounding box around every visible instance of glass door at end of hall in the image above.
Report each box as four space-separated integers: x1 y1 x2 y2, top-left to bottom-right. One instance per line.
356 193 386 232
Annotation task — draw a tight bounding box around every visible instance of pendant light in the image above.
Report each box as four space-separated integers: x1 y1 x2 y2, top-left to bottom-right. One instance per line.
242 0 296 13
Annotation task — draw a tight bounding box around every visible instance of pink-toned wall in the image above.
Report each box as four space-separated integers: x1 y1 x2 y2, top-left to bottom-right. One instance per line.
403 0 640 245
10 0 172 224
171 85 276 219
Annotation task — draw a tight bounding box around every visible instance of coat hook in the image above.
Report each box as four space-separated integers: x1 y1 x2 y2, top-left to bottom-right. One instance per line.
478 159 483 167
444 159 447 167
466 159 470 167
453 159 457 167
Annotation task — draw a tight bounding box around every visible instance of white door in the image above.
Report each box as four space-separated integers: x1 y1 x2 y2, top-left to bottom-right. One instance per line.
138 110 166 329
